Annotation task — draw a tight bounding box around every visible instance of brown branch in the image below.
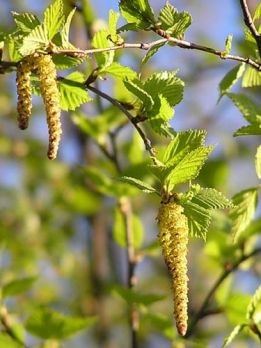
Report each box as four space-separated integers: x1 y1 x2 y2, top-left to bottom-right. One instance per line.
186 247 261 338
86 84 158 164
239 0 261 57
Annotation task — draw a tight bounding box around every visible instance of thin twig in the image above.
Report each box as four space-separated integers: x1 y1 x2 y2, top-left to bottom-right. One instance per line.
86 84 157 164
119 197 139 348
239 0 261 57
186 247 261 337
51 36 261 71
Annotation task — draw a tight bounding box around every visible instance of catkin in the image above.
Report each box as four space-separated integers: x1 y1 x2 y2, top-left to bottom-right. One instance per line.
34 55 61 160
157 201 189 336
16 56 34 129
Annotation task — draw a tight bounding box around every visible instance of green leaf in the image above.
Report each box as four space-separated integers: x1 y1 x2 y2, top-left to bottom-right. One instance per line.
234 124 261 136
92 29 114 67
43 0 64 40
101 62 137 79
60 7 76 48
119 0 155 29
237 218 261 241
52 55 84 70
222 324 247 348
158 2 191 38
19 24 48 56
58 72 92 111
143 71 184 107
108 10 120 38
246 285 261 321
255 145 261 179
253 3 261 22
191 188 233 210
165 146 214 191
182 201 212 240
141 41 166 65
218 64 245 99
119 176 158 194
162 129 207 165
113 208 144 248
2 277 37 298
12 12 40 34
226 93 261 124
0 333 22 348
242 66 261 87
148 95 173 136
230 188 258 242
143 313 175 340
25 308 96 339
113 285 165 306
124 79 154 110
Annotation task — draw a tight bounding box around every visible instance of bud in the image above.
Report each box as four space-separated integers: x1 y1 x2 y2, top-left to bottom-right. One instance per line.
157 201 189 336
35 55 61 160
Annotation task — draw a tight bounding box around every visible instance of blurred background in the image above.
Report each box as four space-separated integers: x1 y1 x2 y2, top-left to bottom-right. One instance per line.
0 1 260 347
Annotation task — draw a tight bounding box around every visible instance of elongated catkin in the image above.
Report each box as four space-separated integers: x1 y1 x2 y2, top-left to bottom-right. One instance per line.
157 201 189 336
16 56 34 129
34 55 61 160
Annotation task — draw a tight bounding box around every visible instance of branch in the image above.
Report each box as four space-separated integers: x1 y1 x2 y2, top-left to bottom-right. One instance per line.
239 0 261 57
52 36 261 71
86 84 158 164
186 247 261 337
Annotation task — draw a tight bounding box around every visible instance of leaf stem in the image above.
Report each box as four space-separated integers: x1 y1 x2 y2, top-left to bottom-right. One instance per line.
186 247 261 337
239 0 261 57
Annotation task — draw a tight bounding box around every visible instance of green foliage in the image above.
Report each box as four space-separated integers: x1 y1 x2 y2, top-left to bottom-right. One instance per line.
0 333 22 348
113 285 165 306
218 63 245 99
119 0 155 30
25 308 96 339
43 0 64 40
158 2 192 38
2 277 37 298
229 188 258 242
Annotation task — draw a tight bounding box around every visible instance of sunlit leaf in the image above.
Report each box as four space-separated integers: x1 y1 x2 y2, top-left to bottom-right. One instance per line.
218 64 245 99
255 145 261 179
2 277 37 298
43 0 64 40
222 324 247 347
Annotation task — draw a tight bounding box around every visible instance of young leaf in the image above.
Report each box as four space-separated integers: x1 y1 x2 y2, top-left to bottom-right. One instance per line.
113 208 144 248
0 333 22 348
108 10 120 40
191 188 233 210
218 63 245 99
141 41 166 65
52 55 84 70
60 7 76 48
101 62 137 79
43 0 64 40
222 324 247 348
255 145 261 179
12 12 40 34
246 285 261 320
119 176 158 194
143 71 184 107
119 0 155 30
162 129 207 165
124 79 154 110
19 24 48 56
226 93 261 124
234 124 261 136
242 66 261 87
164 146 214 191
92 29 114 67
224 35 233 55
58 72 92 111
253 2 261 22
25 308 96 339
182 201 212 240
158 2 192 38
2 277 37 298
230 188 258 242
148 95 174 136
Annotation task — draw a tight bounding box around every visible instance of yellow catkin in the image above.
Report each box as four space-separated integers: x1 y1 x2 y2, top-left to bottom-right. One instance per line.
34 55 61 160
16 56 34 129
157 201 189 336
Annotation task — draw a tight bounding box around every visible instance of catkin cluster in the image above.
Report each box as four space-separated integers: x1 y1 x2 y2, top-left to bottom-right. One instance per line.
157 201 189 336
16 54 61 160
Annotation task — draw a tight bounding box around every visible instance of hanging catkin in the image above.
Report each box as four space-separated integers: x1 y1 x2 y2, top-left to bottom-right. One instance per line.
34 54 61 160
157 201 189 336
16 56 34 130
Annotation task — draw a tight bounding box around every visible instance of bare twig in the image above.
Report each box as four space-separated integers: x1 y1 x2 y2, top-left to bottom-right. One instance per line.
119 197 139 348
186 247 261 337
239 0 261 57
86 84 157 164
